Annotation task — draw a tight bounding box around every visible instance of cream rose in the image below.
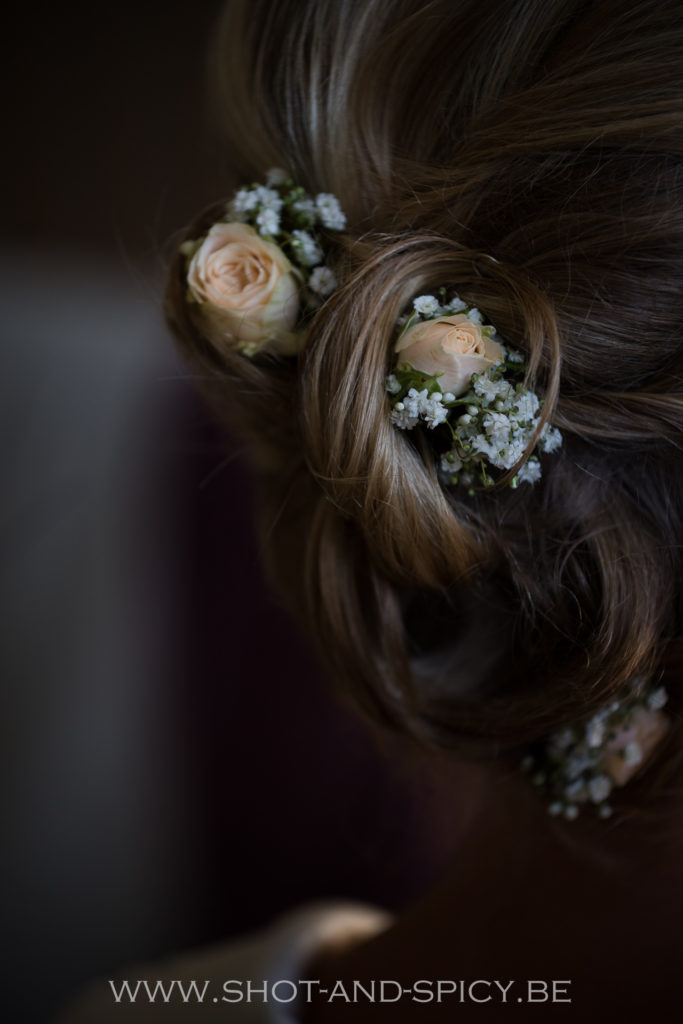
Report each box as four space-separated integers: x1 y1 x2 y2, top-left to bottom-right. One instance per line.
187 222 301 355
395 314 504 395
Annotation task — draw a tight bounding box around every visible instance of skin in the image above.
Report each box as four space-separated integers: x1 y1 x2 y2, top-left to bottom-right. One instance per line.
301 761 683 1023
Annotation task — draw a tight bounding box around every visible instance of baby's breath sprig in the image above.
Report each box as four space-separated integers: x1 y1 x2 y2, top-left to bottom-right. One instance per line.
522 681 669 821
181 170 347 358
385 290 562 490
228 171 346 304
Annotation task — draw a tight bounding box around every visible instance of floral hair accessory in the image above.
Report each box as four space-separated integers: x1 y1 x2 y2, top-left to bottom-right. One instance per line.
385 290 562 490
180 169 346 357
522 680 669 820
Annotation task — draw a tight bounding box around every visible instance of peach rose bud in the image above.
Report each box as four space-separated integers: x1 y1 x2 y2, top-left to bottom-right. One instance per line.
187 222 301 356
602 707 670 786
395 314 504 395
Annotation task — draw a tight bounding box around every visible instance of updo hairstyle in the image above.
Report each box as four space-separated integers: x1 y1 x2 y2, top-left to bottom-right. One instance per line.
166 0 683 760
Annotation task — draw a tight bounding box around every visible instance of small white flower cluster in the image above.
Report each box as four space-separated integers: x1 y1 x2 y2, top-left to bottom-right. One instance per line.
395 294 470 329
315 193 347 231
291 229 323 267
412 292 468 317
385 291 562 490
307 266 337 297
390 387 453 430
292 197 317 226
226 169 345 300
447 372 561 484
231 185 283 227
522 682 668 821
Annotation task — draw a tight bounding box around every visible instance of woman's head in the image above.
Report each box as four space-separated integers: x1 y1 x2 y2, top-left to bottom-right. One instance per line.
166 0 683 758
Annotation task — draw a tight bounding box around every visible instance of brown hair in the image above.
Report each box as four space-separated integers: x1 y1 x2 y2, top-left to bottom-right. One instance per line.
166 0 683 767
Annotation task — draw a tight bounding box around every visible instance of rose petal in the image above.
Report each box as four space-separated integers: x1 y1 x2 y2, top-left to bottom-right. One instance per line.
396 315 504 394
187 222 300 353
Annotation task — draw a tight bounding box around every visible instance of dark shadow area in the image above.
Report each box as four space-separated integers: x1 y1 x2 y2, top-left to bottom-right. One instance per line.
1 5 474 1021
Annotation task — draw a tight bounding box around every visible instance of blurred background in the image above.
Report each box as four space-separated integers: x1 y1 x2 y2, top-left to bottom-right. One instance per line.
2 4 468 1021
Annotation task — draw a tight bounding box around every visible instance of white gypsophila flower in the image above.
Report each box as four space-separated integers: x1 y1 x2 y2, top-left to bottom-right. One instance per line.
385 374 401 395
493 382 515 410
486 444 510 472
623 742 643 767
390 402 419 430
473 375 505 405
308 265 337 296
446 296 467 313
292 198 317 225
588 774 613 804
443 392 455 403
469 433 495 460
482 412 512 447
539 424 563 453
291 229 323 266
485 445 507 471
466 307 484 324
254 186 283 212
548 801 564 816
315 193 346 230
402 391 419 418
440 452 463 474
496 438 528 471
231 188 260 214
266 167 289 186
506 348 525 364
585 718 606 749
422 393 449 428
412 294 441 317
647 687 668 711
522 674 671 822
401 387 429 421
512 390 540 423
256 207 281 236
417 388 438 417
564 805 579 820
517 457 542 485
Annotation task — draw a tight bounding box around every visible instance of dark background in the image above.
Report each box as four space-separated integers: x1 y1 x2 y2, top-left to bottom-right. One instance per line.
2 5 470 1022
6 2 228 257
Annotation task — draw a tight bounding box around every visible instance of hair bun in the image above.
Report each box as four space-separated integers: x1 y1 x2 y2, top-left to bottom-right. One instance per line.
166 0 683 760
300 233 560 584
